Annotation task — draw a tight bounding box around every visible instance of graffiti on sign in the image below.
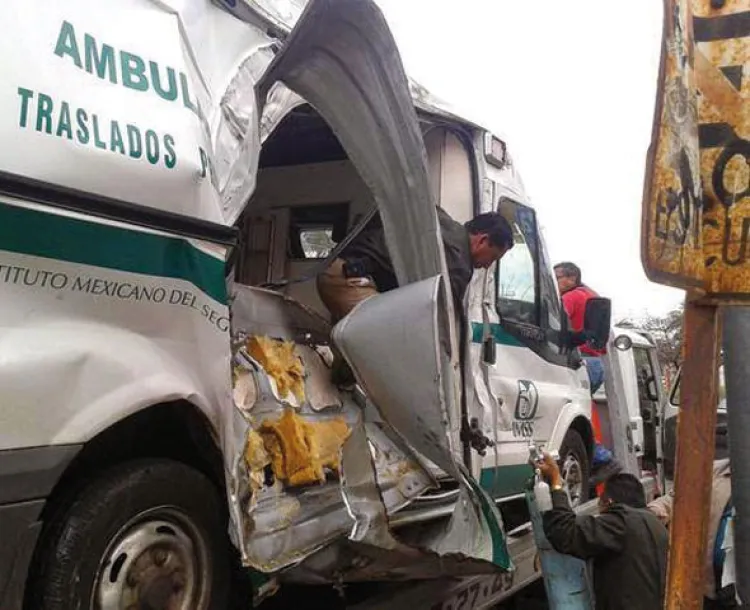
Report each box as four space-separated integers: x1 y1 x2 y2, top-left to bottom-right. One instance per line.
642 0 704 289
694 3 750 296
642 0 750 298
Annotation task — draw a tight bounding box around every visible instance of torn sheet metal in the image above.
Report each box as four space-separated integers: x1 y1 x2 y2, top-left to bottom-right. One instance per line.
226 284 435 570
230 284 331 346
334 275 510 569
214 43 272 225
333 277 457 476
232 0 511 574
227 278 510 576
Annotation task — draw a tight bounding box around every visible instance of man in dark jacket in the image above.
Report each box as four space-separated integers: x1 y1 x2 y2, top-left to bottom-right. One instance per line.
317 207 514 321
538 454 668 610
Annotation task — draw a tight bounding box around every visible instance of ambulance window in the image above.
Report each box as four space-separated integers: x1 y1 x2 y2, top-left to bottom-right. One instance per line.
496 201 539 326
298 228 335 258
288 203 348 259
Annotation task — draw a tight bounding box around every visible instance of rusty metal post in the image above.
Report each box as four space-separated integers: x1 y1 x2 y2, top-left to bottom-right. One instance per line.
665 298 721 609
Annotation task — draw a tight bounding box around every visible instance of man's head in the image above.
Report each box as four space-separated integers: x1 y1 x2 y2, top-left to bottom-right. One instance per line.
554 262 582 295
598 473 647 512
465 212 514 269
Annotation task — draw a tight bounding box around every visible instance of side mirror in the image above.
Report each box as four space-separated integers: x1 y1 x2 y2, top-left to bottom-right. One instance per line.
583 297 612 351
482 336 497 365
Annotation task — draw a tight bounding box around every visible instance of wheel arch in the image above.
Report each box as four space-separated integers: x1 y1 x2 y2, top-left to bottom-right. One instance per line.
39 400 226 523
569 415 595 463
547 401 595 464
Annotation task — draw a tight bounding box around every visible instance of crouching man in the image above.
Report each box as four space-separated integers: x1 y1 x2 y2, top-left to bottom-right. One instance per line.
538 453 668 610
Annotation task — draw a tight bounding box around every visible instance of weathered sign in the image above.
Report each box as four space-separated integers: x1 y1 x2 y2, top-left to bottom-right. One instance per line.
642 0 750 299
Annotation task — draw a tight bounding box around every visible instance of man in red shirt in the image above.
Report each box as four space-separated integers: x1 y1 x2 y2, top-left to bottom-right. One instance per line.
554 262 605 390
555 262 619 484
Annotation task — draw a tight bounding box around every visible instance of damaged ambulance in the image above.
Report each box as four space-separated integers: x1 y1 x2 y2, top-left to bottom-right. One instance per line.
0 0 610 608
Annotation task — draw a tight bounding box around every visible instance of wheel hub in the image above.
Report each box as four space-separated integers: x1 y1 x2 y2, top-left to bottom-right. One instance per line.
93 509 210 610
561 453 584 506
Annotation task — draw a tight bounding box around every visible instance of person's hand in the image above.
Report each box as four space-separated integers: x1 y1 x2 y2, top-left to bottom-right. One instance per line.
537 453 563 489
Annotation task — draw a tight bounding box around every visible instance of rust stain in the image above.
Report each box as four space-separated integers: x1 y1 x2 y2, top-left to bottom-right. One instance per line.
695 49 744 119
695 0 750 297
643 0 750 297
642 0 704 289
664 300 721 609
694 0 747 15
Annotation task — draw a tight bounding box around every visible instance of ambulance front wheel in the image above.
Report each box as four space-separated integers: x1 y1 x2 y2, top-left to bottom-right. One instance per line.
559 430 590 507
26 459 231 610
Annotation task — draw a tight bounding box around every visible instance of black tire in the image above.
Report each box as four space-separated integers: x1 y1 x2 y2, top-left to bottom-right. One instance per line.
26 459 230 610
559 430 590 507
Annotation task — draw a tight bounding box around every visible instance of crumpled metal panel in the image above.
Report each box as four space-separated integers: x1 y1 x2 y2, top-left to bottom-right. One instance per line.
334 276 510 568
226 284 436 571
250 0 510 571
255 0 464 478
259 83 306 143
230 284 331 345
333 277 456 475
216 44 276 225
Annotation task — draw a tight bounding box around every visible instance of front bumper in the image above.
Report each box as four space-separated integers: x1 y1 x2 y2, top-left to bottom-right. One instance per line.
0 444 81 609
0 499 44 610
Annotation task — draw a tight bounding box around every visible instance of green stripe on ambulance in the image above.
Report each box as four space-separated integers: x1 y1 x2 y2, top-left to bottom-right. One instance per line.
0 201 227 304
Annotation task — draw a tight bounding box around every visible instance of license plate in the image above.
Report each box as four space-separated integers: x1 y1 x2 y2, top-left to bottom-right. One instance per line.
430 572 516 610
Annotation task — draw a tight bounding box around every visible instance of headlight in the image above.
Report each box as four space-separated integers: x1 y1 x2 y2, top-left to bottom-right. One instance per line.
614 335 633 351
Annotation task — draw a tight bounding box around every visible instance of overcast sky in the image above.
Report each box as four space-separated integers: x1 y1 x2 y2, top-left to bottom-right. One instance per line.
376 0 684 319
